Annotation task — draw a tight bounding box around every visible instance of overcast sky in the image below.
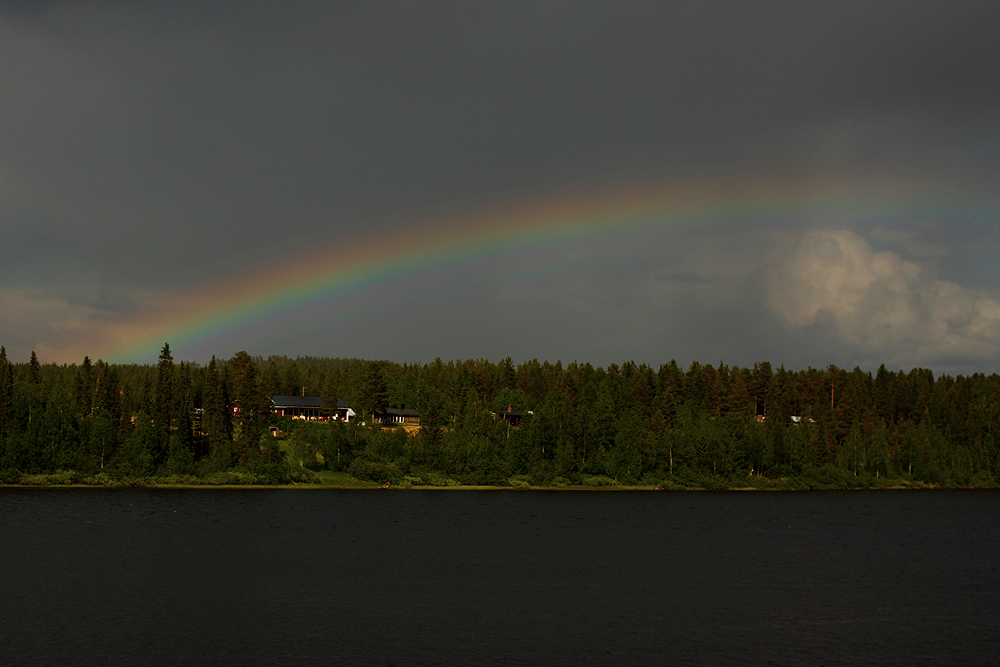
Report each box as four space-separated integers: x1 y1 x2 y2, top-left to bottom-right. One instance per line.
2 1 999 374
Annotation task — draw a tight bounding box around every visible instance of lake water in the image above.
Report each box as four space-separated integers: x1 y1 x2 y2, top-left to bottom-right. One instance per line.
1 488 997 666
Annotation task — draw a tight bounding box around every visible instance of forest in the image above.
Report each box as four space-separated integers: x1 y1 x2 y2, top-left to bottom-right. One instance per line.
0 343 997 488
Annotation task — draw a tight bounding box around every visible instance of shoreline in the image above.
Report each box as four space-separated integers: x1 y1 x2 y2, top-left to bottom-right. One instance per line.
3 466 994 491
2 479 993 491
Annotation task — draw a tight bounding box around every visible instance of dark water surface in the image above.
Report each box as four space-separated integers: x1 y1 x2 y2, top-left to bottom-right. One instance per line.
1 488 997 666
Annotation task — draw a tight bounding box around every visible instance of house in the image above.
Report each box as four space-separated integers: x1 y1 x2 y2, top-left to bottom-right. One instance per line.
493 405 527 427
271 395 325 420
270 396 356 421
373 407 421 425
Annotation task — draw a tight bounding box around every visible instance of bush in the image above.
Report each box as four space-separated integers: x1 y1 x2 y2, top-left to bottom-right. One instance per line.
348 457 402 485
286 467 319 484
118 475 154 487
201 471 259 485
807 463 855 489
284 439 323 471
765 464 797 479
19 473 51 486
19 470 80 485
423 471 460 486
82 472 128 487
506 475 532 489
0 469 23 484
156 474 202 486
581 475 620 487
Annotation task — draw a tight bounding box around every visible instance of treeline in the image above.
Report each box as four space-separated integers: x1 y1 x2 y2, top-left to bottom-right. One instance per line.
1 343 997 487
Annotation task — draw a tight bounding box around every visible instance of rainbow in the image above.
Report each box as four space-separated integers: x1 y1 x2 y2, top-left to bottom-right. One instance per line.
78 170 995 364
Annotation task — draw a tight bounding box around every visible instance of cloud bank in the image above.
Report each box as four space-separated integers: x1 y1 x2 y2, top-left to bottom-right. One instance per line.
766 230 1000 368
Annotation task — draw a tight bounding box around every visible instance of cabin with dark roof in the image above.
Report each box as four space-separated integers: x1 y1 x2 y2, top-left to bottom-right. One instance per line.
493 405 527 427
373 407 421 425
271 396 355 421
271 395 324 420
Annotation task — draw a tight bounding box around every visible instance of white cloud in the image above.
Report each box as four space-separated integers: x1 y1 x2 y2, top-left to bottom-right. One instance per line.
765 229 1000 365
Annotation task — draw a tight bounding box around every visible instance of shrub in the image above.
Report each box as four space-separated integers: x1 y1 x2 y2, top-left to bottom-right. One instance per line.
423 471 460 486
506 475 532 489
285 439 323 471
0 469 23 484
348 457 402 485
581 475 620 487
156 474 202 486
20 470 80 485
807 463 855 489
286 467 318 484
201 471 259 485
119 475 153 487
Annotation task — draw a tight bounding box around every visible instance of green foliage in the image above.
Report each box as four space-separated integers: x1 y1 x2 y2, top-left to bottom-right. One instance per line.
421 471 461 486
356 360 389 423
165 434 196 475
491 387 527 412
348 455 403 485
506 475 532 488
284 438 323 470
19 470 81 485
581 474 620 487
231 351 269 461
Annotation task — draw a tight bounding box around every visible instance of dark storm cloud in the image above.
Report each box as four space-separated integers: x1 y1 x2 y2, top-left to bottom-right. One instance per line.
2 1 1000 369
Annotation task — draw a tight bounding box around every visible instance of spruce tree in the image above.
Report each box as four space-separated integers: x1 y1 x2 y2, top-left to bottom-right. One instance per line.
154 343 174 463
231 351 267 461
74 356 94 418
28 351 41 385
359 361 389 423
284 361 302 396
202 356 232 455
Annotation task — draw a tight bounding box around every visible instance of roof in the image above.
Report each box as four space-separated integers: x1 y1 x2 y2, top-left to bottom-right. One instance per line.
271 395 325 409
379 407 421 416
270 396 353 409
493 406 526 417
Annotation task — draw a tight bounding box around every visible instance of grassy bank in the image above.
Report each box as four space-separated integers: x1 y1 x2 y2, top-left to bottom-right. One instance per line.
2 467 991 491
